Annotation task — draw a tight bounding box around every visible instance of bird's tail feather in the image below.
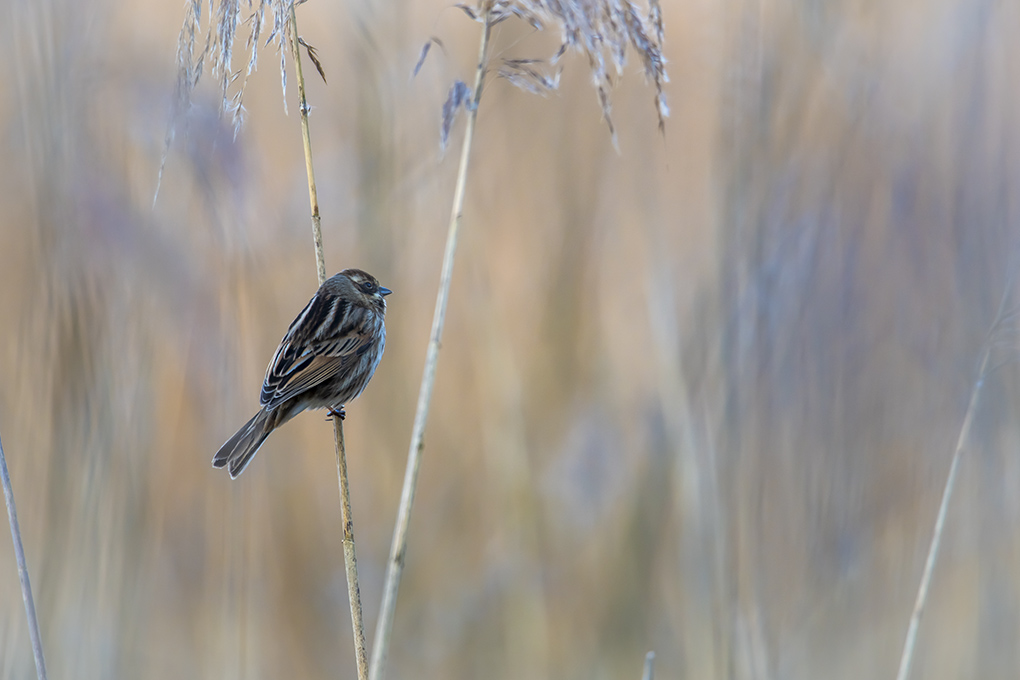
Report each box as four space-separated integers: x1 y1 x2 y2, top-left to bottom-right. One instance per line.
212 410 273 479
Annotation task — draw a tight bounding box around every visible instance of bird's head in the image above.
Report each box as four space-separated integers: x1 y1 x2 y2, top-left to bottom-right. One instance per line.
333 268 392 313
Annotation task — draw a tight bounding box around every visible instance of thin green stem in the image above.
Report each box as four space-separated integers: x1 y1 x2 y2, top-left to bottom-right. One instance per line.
369 12 493 680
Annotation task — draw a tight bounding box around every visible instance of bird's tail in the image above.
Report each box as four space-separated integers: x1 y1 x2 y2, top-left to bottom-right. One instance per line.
212 409 273 479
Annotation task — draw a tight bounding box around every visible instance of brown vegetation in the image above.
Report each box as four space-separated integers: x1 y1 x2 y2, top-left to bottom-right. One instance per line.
1 0 1019 678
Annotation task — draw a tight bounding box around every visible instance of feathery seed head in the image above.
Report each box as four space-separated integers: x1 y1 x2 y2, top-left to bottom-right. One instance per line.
174 0 294 136
433 0 668 147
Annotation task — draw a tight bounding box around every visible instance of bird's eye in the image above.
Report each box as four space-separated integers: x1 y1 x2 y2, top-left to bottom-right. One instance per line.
360 281 376 294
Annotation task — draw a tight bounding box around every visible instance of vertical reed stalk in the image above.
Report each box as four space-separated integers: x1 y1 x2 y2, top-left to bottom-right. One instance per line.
0 431 48 680
288 6 368 679
641 651 655 680
289 6 326 286
895 275 1013 680
894 345 988 680
369 11 493 680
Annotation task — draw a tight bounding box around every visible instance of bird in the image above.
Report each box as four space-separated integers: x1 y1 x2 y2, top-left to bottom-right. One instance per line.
213 268 391 478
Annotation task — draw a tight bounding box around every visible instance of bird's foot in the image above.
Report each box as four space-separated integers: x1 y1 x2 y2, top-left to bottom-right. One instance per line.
327 405 346 421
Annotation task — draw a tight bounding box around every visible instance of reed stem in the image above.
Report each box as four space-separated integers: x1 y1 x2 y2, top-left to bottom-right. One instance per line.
0 431 48 680
288 6 368 678
369 11 493 680
894 275 1013 680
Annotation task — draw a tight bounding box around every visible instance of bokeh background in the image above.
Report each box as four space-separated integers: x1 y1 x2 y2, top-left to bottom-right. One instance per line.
2 0 1020 677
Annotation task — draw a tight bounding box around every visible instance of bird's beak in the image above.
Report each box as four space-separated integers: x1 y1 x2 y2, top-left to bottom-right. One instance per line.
379 286 393 297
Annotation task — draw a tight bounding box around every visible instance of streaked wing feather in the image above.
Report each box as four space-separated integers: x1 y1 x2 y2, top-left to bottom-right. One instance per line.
264 355 343 408
260 303 374 408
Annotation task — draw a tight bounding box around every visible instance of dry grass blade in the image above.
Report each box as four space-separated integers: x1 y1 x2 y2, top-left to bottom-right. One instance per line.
412 37 445 78
440 80 472 153
456 4 482 21
298 37 327 84
497 58 561 95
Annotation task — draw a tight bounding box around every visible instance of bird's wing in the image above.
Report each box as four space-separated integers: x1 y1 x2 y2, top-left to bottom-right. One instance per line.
259 298 373 409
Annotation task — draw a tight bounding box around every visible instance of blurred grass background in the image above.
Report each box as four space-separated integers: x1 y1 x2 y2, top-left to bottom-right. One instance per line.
2 0 1020 678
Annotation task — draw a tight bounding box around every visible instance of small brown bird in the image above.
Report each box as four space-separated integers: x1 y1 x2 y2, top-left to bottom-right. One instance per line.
213 268 391 478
